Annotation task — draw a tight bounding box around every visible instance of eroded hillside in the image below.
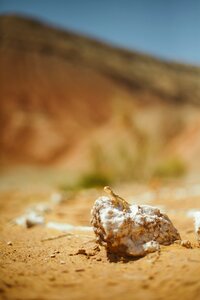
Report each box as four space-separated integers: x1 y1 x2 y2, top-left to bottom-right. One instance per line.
1 15 200 180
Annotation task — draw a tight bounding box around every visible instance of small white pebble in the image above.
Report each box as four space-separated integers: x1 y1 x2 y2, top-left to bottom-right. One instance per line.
7 241 13 246
50 254 56 258
143 241 160 253
60 260 65 264
15 211 44 228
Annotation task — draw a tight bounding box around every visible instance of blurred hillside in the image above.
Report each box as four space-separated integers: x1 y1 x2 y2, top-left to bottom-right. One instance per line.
1 15 200 183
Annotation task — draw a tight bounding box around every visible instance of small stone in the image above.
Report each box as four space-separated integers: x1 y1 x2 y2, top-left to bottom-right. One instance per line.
49 276 55 281
7 241 13 246
50 254 56 258
75 268 85 272
15 211 44 228
96 258 102 261
93 245 100 251
60 260 65 264
181 240 192 249
76 248 87 255
62 269 68 273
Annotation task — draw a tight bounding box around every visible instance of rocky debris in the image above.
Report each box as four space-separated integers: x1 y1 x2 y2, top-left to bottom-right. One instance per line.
91 187 180 257
7 241 13 246
74 245 100 258
76 248 87 256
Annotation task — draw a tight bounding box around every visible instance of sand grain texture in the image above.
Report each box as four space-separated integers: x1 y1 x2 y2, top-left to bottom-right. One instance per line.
0 182 200 300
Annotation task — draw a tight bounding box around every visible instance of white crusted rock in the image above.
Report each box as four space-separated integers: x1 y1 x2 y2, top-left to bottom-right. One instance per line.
15 211 44 228
91 187 180 257
194 212 200 243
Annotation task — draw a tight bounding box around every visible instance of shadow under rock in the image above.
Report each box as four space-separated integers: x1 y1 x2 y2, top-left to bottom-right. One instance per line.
106 251 143 263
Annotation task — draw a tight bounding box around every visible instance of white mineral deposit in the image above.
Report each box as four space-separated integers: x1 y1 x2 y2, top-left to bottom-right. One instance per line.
15 211 45 228
194 211 200 243
91 186 180 257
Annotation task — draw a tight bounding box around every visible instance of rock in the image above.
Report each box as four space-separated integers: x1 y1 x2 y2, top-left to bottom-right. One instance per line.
91 187 180 257
76 248 87 255
15 211 44 228
181 240 192 249
193 212 200 244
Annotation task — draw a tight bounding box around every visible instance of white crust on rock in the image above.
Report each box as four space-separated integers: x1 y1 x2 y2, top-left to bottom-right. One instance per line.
91 191 180 257
194 212 200 243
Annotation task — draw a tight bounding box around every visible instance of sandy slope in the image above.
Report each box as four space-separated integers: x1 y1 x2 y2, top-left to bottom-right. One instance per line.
0 179 200 300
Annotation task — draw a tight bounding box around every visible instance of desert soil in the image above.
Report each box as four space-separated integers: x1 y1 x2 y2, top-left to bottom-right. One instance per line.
0 174 200 300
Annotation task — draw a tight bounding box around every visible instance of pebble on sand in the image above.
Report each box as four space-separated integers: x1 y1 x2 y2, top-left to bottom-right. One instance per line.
181 240 192 249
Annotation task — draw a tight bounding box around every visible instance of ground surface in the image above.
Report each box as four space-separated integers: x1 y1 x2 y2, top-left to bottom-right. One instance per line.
0 174 200 300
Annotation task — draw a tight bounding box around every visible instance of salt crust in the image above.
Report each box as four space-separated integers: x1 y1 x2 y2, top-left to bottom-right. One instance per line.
46 222 92 232
91 196 180 256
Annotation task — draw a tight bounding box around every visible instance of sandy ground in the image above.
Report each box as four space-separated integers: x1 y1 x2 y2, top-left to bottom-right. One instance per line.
0 178 200 300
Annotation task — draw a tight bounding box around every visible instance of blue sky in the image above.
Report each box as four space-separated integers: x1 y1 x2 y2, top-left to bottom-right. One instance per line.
1 0 200 65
